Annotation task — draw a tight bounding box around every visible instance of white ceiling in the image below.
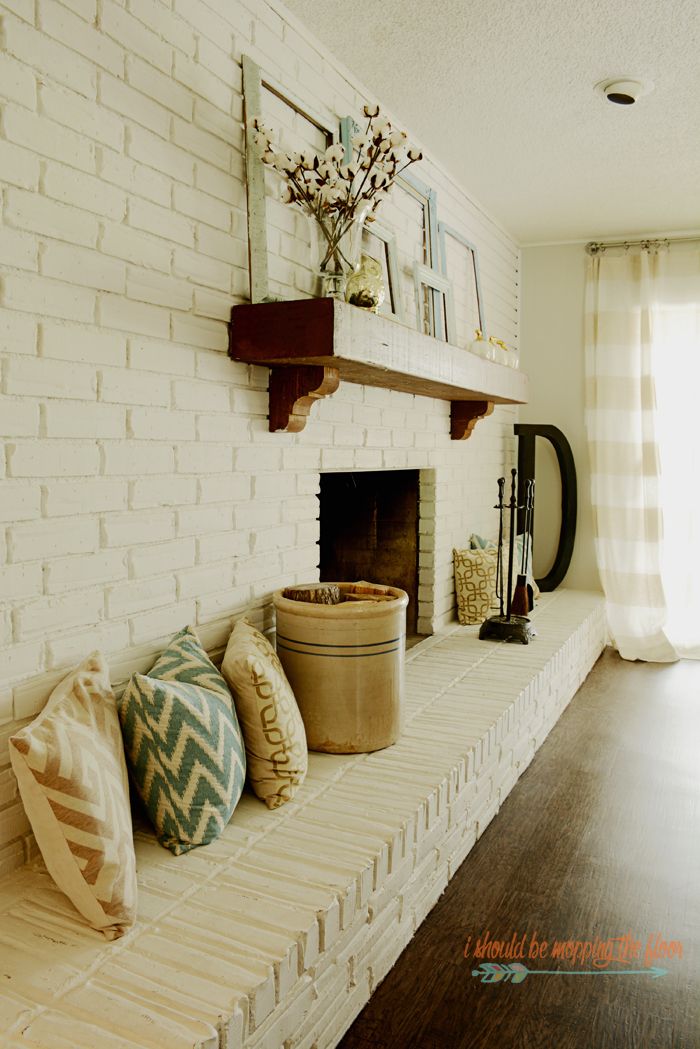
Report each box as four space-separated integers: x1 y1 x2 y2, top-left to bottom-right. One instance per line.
279 0 700 244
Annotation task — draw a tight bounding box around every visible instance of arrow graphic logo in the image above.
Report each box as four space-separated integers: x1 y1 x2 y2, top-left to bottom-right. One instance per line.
471 962 668 985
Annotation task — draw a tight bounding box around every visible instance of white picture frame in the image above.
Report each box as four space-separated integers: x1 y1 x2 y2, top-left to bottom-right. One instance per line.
437 222 487 339
413 262 456 343
342 116 441 332
242 55 336 303
362 221 405 323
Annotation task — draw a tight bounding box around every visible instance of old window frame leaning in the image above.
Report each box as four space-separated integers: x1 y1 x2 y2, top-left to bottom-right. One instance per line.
360 221 405 323
413 262 456 344
341 117 440 333
437 222 487 340
242 55 337 303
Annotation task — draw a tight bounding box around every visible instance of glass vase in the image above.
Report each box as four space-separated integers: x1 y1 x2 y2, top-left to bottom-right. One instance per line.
310 205 370 300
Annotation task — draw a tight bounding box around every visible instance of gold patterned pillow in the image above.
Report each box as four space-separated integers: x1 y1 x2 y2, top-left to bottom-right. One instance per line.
9 653 137 939
221 619 308 809
470 533 540 601
454 548 499 625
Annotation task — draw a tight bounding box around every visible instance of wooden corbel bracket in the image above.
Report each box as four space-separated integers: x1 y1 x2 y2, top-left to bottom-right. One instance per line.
450 400 494 440
268 364 340 433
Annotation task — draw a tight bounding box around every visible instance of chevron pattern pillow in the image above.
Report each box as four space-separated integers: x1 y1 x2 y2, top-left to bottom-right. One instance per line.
10 652 137 940
118 626 246 855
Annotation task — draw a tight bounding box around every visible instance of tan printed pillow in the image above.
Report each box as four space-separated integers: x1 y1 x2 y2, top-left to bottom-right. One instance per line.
9 653 137 940
222 619 308 809
454 548 499 625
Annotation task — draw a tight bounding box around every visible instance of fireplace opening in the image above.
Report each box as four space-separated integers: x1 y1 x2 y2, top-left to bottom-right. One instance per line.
319 470 425 645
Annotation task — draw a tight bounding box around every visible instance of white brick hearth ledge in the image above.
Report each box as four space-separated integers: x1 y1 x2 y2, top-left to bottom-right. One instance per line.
0 590 606 1049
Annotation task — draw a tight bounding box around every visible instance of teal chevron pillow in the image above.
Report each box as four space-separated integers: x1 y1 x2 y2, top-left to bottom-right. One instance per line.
117 626 246 855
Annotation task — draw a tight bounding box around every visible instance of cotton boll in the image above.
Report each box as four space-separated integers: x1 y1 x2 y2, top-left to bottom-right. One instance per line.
319 184 343 206
351 133 371 151
325 143 346 164
317 162 339 182
370 171 390 189
253 132 268 150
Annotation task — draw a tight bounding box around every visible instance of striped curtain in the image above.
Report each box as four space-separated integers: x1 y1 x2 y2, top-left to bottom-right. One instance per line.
584 249 677 661
652 249 700 658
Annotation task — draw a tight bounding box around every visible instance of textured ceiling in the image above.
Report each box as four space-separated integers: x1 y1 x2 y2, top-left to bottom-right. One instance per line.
279 0 700 243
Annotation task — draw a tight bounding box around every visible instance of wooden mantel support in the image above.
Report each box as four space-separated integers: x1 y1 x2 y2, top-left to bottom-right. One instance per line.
228 299 527 440
450 400 494 440
268 365 340 433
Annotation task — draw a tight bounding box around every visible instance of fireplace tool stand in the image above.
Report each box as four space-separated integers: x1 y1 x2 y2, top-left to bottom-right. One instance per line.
479 468 535 645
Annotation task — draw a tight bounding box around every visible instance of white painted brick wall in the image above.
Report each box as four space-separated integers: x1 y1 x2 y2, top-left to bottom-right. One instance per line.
0 0 521 872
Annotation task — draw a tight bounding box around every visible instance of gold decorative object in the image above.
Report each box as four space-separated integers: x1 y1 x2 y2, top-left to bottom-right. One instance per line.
489 336 520 368
470 329 495 361
345 253 385 312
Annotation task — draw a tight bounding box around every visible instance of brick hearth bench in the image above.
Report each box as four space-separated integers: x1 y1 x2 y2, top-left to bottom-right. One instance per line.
0 590 606 1049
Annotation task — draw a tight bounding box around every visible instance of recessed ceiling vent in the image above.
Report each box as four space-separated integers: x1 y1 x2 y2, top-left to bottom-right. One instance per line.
595 78 653 106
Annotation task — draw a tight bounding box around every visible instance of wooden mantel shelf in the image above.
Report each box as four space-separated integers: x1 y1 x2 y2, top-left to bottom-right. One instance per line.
228 298 528 439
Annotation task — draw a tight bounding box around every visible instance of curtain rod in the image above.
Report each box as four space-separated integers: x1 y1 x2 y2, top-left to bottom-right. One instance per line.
586 234 700 255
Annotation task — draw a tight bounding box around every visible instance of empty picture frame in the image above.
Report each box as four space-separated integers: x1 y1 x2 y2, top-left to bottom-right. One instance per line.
414 262 456 343
401 172 439 268
396 173 441 336
242 55 337 303
437 222 487 340
361 221 405 322
342 116 440 331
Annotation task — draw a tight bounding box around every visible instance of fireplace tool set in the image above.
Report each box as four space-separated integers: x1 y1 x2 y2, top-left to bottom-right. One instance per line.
479 468 536 645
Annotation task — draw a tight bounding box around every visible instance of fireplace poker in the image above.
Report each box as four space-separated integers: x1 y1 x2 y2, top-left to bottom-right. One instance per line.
479 468 534 645
505 468 517 621
511 477 533 617
496 476 505 618
524 478 535 611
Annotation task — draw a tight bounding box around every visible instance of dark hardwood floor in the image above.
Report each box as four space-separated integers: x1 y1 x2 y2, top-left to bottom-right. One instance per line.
338 648 700 1049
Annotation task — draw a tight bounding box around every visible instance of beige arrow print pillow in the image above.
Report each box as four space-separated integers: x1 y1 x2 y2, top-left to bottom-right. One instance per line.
9 652 137 939
222 619 308 809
